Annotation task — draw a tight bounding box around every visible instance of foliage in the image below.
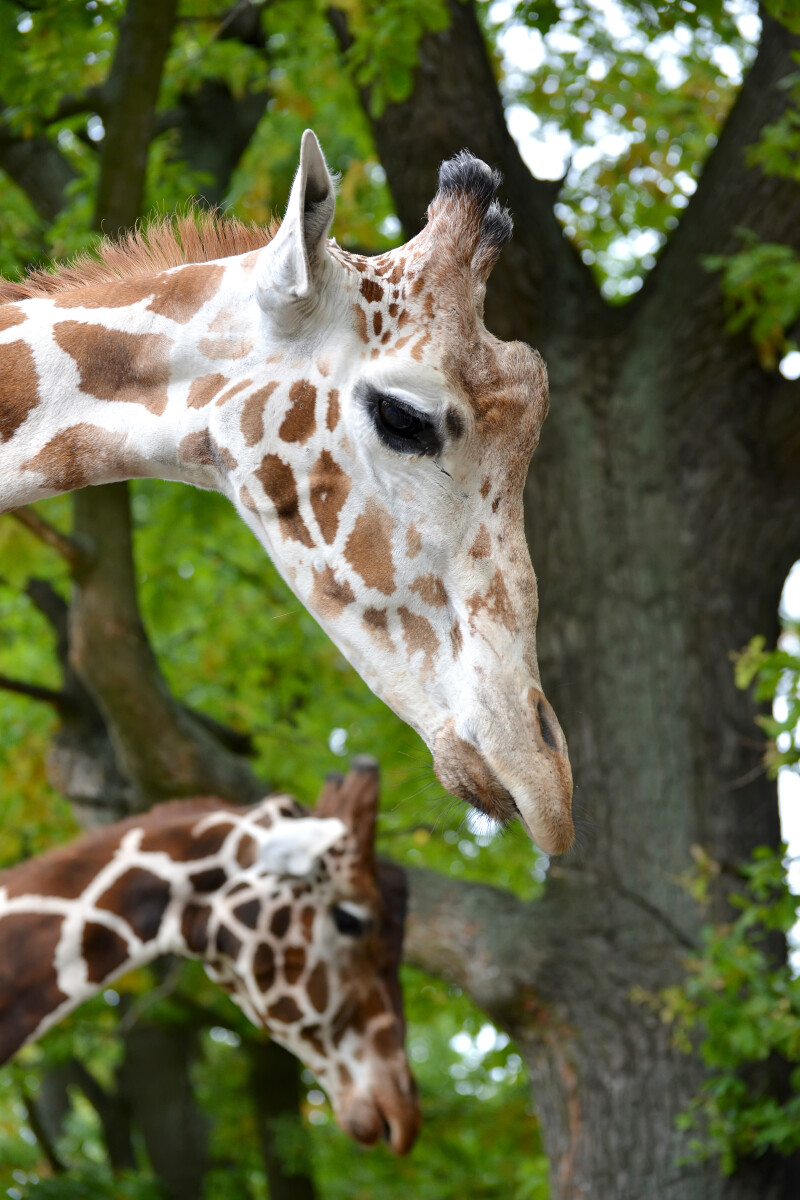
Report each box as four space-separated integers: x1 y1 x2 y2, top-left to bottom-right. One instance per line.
705 235 800 369
483 0 757 295
653 617 800 1173
733 628 800 775
654 847 800 1175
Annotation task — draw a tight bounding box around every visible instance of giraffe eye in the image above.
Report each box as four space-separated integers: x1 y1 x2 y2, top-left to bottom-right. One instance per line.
379 398 423 436
361 385 440 456
332 904 368 937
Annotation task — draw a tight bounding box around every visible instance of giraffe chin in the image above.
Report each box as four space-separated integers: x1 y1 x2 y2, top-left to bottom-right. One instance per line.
335 1089 420 1155
432 721 574 856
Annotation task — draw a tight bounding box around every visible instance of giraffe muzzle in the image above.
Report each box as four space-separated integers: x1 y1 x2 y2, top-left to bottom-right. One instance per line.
432 699 574 855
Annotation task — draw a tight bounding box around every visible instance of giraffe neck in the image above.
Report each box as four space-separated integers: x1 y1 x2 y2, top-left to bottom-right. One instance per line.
0 255 267 512
0 803 227 1062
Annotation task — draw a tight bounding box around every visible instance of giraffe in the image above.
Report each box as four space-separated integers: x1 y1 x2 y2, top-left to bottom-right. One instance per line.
0 758 420 1154
0 131 573 854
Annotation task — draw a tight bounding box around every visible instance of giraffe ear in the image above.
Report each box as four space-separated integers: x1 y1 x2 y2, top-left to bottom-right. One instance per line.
256 130 336 311
256 815 346 877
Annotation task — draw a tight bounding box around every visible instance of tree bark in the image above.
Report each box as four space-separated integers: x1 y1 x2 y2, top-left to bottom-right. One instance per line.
118 1022 209 1198
249 1039 318 1200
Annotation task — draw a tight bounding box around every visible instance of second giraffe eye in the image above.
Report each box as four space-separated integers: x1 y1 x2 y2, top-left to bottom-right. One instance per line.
332 904 369 937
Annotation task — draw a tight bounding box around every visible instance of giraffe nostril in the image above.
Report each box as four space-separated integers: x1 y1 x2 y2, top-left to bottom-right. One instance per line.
537 700 558 752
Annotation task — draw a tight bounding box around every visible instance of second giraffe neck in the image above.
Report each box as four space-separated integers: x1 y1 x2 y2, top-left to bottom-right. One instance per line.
0 801 232 1061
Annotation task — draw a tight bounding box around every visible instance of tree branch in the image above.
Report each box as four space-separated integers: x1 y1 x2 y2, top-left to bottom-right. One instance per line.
7 507 89 571
644 15 800 316
0 673 69 709
0 127 78 223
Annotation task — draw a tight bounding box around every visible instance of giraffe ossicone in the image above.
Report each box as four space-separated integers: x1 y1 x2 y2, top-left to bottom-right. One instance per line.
0 129 573 853
0 760 420 1155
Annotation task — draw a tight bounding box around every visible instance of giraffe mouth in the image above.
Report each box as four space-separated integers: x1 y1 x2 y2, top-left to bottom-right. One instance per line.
432 719 574 854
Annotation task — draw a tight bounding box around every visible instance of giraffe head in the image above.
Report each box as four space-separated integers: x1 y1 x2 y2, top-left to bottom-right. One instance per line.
190 760 420 1154
239 132 573 853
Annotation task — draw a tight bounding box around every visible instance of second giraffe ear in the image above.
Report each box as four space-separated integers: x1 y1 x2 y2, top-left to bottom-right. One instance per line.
256 129 336 312
256 815 346 877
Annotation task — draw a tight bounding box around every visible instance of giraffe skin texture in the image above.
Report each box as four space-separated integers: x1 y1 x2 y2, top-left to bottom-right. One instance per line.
0 131 573 854
0 761 420 1154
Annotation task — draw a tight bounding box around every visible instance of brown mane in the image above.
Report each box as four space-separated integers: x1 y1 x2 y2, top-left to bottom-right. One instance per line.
0 208 278 303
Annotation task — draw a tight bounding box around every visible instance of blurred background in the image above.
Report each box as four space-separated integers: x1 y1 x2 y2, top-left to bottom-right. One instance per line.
1 1 800 1197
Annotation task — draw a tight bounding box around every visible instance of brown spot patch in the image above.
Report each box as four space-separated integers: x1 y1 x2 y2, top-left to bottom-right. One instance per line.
406 524 422 558
279 380 317 444
187 372 228 409
255 455 314 547
198 336 252 360
0 341 39 441
0 913 67 1062
353 304 369 344
480 477 491 499
181 903 210 953
0 305 26 332
326 388 340 431
409 573 447 608
241 381 278 446
345 499 396 593
311 563 355 619
1 832 122 900
216 924 242 958
190 866 228 892
300 906 316 941
363 606 392 648
338 1062 353 1087
234 899 260 929
450 620 463 659
467 569 518 633
307 961 329 1013
239 485 257 513
96 868 171 943
21 423 132 493
270 906 291 938
301 1025 326 1057
284 944 306 984
254 942 276 992
268 995 303 1024
83 922 130 983
215 378 251 407
236 835 258 868
373 311 383 337
360 277 384 304
178 430 236 473
398 606 439 673
469 524 491 559
147 264 224 323
309 450 351 544
54 322 171 415
372 1022 401 1059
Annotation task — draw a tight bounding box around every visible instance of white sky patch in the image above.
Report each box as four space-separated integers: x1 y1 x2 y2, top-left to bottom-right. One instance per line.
506 105 572 180
779 351 800 381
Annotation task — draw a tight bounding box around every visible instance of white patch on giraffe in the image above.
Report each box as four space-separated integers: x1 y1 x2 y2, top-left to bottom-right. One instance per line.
256 816 346 877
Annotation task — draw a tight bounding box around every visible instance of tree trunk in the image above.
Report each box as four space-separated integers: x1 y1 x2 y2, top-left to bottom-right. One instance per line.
117 1022 209 1199
249 1039 318 1200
